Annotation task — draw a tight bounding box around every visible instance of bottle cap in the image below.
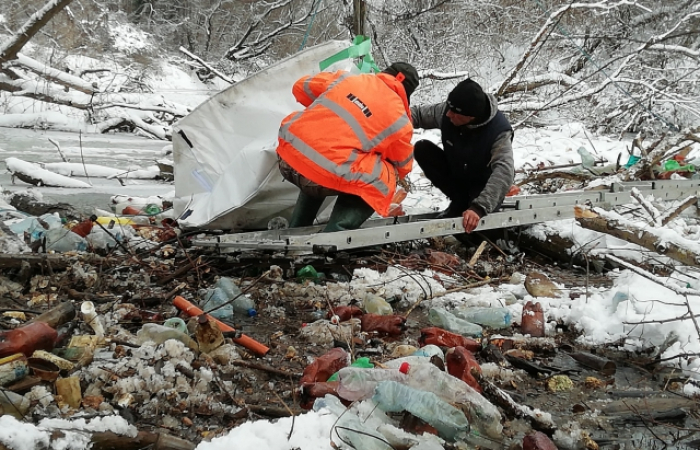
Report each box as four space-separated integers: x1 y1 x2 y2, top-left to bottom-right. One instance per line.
399 362 410 374
247 309 258 317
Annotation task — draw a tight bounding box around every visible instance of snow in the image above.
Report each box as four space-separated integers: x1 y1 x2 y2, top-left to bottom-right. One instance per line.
1 40 700 450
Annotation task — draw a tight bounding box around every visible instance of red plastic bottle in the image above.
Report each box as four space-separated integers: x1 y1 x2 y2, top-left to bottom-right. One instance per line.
70 219 94 237
446 346 482 392
0 322 58 358
521 301 545 337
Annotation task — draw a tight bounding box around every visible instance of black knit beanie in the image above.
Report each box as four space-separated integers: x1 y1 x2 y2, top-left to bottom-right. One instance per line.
382 62 420 99
447 79 490 122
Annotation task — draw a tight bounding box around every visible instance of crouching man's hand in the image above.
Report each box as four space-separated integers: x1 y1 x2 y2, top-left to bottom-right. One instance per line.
462 207 483 233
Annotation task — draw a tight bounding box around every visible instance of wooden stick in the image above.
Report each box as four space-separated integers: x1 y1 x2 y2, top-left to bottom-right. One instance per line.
468 241 488 267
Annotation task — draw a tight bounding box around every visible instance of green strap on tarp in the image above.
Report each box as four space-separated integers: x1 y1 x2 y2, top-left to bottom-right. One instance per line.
319 35 380 73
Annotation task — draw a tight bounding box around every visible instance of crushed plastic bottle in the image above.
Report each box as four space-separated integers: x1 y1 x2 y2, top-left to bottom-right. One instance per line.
429 308 483 337
419 327 481 352
327 357 373 382
300 347 350 384
231 296 257 317
363 294 393 315
402 362 503 439
201 287 234 321
336 363 410 401
372 380 469 441
446 346 482 392
45 228 88 252
452 307 511 329
313 395 393 450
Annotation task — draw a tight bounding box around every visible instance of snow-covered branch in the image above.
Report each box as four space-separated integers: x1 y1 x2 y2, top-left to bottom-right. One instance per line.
0 0 73 62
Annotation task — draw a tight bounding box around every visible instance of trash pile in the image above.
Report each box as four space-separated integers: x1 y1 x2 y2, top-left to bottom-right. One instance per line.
1 187 700 450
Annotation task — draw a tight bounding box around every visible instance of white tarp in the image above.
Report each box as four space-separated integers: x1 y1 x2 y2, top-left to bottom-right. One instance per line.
172 41 349 230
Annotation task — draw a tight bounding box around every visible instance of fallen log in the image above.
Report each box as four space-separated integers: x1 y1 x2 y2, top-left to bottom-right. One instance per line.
575 207 700 267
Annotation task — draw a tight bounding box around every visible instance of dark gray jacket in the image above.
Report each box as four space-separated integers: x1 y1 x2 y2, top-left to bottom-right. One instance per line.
410 94 514 215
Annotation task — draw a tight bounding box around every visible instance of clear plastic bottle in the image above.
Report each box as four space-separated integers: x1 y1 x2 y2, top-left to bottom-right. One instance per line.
403 362 503 439
452 307 511 329
372 380 469 441
0 389 30 419
201 287 234 321
364 294 393 315
231 296 256 317
336 364 410 401
428 308 483 337
136 323 198 351
209 278 256 317
313 395 393 450
45 228 88 252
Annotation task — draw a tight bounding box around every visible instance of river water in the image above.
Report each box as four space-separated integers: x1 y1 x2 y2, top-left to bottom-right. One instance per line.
0 127 174 212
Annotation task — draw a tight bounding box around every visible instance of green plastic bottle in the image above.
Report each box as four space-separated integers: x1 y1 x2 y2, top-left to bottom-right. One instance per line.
327 357 373 381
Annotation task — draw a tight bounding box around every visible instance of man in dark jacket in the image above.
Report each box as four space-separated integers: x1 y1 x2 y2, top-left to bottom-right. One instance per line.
411 79 514 233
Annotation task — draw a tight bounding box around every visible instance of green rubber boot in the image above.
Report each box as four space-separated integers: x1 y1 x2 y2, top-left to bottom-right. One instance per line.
323 194 375 233
289 192 324 228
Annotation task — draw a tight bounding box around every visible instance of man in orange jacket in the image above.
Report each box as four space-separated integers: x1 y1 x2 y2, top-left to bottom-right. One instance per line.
277 62 419 232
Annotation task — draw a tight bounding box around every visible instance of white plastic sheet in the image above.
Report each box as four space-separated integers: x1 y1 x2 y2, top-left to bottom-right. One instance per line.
172 41 350 230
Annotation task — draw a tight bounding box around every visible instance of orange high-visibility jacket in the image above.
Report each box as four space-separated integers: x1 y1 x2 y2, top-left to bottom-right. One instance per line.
277 71 414 217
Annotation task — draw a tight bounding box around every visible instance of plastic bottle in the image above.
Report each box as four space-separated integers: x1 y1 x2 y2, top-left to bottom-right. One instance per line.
372 380 469 440
136 323 198 351
201 287 234 321
313 395 393 450
70 218 94 238
45 228 88 252
452 307 512 329
419 327 481 352
0 322 58 358
429 308 483 337
402 363 503 439
231 296 257 317
445 346 482 392
521 301 545 337
0 389 30 419
336 363 410 401
213 277 241 299
327 357 374 381
363 294 393 315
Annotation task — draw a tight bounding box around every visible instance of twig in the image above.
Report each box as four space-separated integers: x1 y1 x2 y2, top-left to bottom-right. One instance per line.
231 360 302 378
48 138 69 162
79 130 92 186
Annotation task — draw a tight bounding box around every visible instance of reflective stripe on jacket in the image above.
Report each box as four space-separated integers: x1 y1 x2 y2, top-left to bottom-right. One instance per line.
277 71 414 216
